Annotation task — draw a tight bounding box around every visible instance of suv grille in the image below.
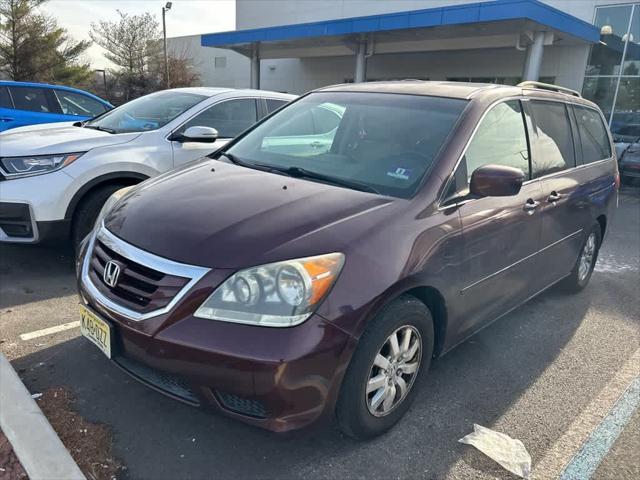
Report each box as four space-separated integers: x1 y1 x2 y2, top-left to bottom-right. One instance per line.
89 239 189 314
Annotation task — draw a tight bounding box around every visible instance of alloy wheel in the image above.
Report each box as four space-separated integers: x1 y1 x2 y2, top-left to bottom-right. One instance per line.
578 232 596 282
366 325 422 417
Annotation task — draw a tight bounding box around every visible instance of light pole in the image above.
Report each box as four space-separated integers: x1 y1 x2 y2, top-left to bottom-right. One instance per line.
162 2 172 89
95 69 108 101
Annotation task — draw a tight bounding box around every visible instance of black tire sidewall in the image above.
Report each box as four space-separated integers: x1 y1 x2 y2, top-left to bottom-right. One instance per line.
72 184 128 248
337 295 435 439
564 222 602 292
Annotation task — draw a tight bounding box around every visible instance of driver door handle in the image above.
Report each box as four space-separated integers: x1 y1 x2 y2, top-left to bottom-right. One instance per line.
547 191 562 203
523 199 540 214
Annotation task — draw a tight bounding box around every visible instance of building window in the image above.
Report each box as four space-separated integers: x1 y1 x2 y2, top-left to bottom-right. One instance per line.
583 3 640 144
214 56 227 68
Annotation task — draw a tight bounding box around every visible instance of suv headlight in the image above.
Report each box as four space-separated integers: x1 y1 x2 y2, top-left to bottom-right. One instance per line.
0 152 84 178
195 253 345 327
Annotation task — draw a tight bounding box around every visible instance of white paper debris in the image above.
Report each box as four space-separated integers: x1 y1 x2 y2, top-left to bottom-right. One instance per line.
31 392 43 399
459 424 531 479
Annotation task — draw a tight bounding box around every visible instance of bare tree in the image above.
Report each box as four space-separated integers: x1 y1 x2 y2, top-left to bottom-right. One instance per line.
90 10 162 100
0 0 91 84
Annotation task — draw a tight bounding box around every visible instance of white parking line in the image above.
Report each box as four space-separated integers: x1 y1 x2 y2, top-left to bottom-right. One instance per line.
533 348 640 479
19 321 81 341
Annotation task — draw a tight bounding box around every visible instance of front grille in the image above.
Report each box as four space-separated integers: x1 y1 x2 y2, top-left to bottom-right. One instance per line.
216 391 268 418
0 203 33 238
115 355 200 405
88 239 189 314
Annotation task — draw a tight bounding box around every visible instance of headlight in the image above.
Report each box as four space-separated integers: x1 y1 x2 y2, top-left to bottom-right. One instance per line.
0 152 84 178
93 186 134 230
194 253 345 327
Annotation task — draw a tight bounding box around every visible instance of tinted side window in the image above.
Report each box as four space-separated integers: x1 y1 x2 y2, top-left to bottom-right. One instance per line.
265 99 288 114
0 86 12 108
182 99 257 138
462 100 530 185
54 90 108 117
9 87 51 113
529 100 575 177
574 106 612 163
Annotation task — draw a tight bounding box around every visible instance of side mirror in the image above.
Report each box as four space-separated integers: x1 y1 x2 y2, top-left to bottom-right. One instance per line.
469 164 525 197
170 126 218 143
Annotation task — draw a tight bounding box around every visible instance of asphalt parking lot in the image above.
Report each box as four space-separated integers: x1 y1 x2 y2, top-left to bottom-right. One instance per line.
1 186 638 480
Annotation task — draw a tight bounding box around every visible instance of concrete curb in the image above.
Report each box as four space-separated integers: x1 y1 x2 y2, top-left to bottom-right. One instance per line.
0 353 85 480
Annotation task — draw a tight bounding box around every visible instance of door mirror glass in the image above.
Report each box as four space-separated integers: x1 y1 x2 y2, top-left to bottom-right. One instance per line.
469 164 525 197
174 126 218 143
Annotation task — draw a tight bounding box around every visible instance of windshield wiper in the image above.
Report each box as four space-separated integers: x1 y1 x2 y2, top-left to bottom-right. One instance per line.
264 165 380 194
84 125 116 134
215 152 275 173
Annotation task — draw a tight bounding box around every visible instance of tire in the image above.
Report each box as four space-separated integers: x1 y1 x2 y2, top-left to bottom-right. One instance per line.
559 222 602 293
71 183 129 249
336 295 434 439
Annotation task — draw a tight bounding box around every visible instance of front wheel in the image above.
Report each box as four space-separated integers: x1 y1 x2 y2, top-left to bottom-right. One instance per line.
336 295 434 439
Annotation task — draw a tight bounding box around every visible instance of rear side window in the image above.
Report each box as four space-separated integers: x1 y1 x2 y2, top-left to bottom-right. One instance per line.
573 106 612 163
265 98 288 114
463 100 530 183
9 86 51 113
0 86 12 108
529 100 575 177
54 90 108 117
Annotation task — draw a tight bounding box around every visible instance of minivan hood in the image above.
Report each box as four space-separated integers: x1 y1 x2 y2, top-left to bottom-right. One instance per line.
0 123 141 157
104 160 394 268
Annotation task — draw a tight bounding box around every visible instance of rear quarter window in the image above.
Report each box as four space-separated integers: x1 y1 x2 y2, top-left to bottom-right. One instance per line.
573 105 612 163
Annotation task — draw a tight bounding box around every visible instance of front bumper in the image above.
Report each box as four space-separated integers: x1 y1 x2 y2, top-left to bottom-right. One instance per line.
77 230 356 432
0 170 74 243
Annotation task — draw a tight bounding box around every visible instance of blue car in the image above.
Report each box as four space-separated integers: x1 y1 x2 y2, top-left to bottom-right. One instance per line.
0 81 112 132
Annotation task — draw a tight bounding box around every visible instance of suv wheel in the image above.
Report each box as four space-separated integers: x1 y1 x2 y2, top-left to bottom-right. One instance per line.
336 295 434 439
72 183 128 248
560 222 602 293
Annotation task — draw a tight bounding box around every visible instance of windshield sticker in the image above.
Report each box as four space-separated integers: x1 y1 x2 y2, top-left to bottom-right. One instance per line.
387 167 412 181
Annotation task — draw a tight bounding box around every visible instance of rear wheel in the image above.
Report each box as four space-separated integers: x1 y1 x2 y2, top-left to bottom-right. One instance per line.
336 295 434 439
71 184 129 249
559 222 601 293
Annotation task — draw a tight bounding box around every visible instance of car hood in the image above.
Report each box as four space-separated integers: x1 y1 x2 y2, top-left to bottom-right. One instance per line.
0 123 141 156
104 159 395 268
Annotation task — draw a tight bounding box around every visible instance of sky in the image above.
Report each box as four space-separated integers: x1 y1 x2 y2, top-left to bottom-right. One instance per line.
39 0 236 69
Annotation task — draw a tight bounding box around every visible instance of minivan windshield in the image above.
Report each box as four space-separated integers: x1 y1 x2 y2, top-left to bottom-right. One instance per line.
86 91 206 134
224 91 467 198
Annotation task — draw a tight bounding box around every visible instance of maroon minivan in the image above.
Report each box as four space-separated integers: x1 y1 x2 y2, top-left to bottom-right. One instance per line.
77 81 618 439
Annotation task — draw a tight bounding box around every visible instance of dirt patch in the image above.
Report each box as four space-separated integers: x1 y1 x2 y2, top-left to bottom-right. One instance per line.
0 429 28 480
37 387 123 480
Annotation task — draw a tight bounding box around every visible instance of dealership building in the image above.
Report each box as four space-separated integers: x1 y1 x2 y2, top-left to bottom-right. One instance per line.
168 0 639 134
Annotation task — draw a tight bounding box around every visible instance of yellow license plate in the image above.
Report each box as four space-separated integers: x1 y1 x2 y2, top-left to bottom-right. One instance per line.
79 305 111 359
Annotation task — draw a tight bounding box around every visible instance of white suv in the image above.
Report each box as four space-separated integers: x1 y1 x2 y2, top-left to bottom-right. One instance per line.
0 87 295 245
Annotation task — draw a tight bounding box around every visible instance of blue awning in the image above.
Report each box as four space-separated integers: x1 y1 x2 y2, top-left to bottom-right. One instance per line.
201 0 600 52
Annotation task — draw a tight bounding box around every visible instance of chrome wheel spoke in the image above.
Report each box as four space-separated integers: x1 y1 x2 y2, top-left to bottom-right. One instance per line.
370 385 388 411
405 340 419 361
402 361 419 374
401 327 412 355
367 374 387 394
389 332 400 359
396 376 408 398
374 353 390 370
382 384 396 412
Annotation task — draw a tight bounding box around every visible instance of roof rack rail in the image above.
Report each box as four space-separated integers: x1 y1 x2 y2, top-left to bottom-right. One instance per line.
517 81 581 97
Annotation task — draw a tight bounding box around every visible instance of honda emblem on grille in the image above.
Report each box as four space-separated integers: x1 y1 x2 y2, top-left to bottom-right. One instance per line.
103 260 121 288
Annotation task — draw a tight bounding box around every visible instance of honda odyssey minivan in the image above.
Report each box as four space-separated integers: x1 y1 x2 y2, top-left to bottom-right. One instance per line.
77 81 618 439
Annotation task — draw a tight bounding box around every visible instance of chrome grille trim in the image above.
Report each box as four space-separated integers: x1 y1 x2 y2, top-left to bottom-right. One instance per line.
81 224 211 321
